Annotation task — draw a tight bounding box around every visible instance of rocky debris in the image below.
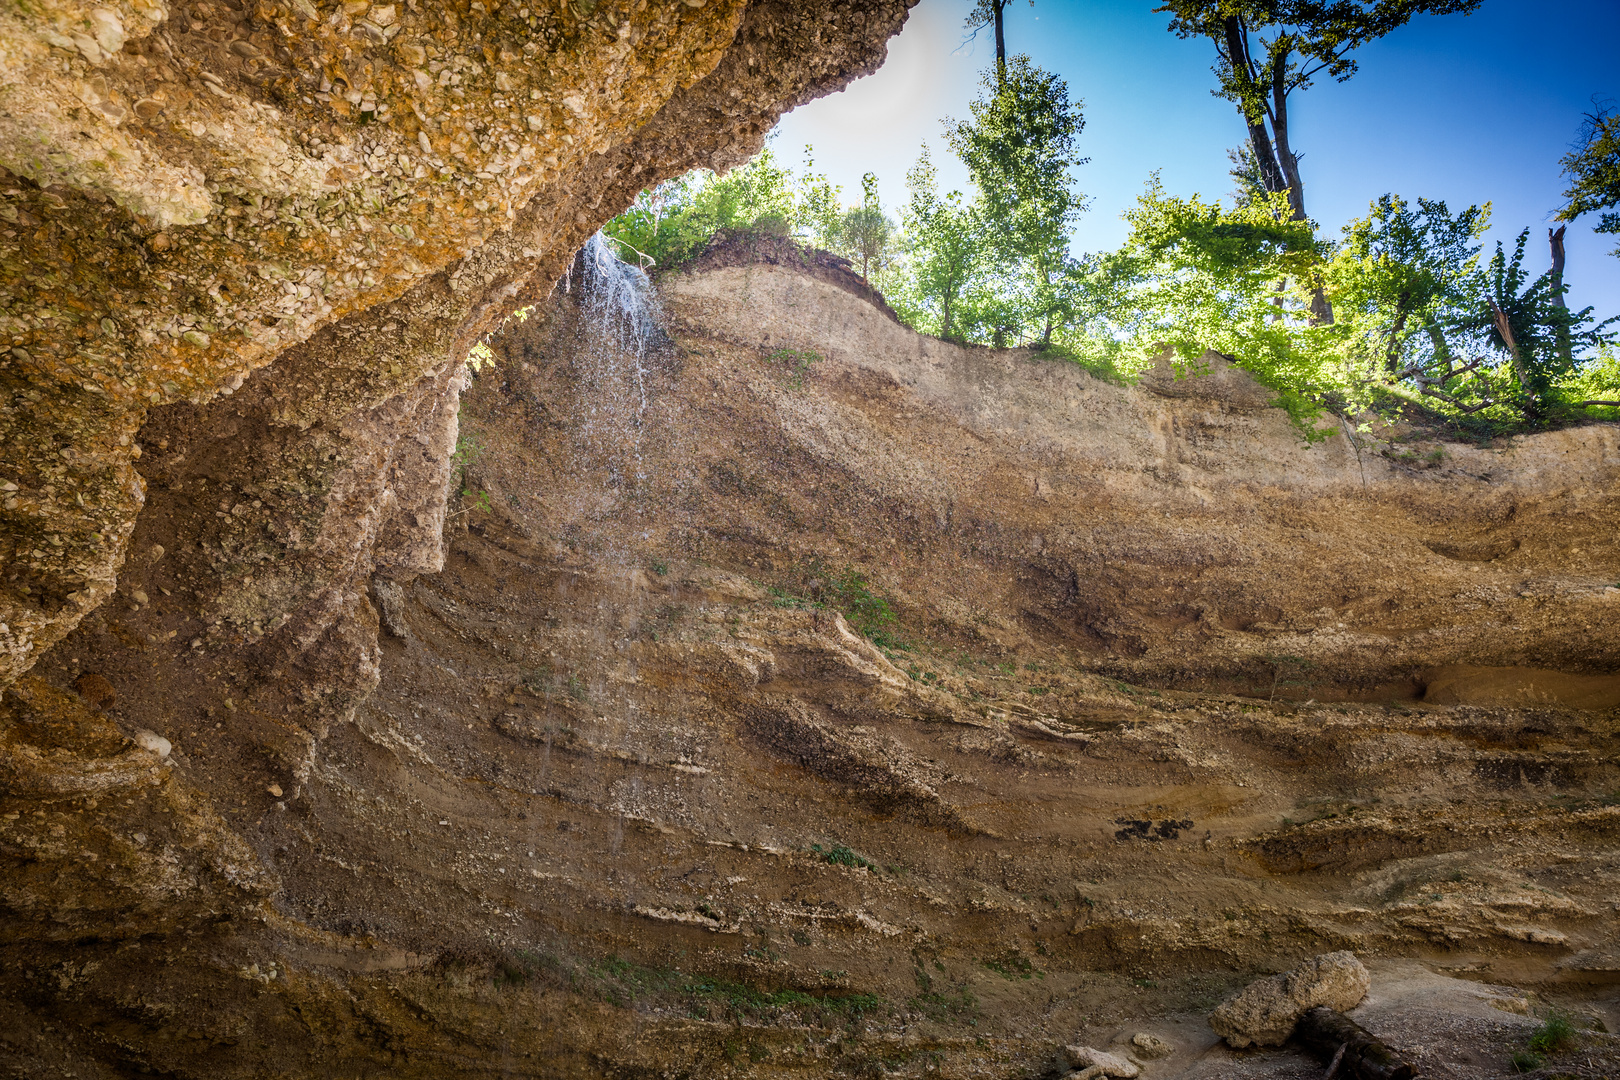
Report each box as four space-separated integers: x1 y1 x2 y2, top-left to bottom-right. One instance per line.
1129 1032 1173 1059
371 578 410 640
1063 1045 1141 1079
1210 951 1371 1048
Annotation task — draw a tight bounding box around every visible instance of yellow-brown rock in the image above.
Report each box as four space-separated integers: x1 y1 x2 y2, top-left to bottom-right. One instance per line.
1 0 916 688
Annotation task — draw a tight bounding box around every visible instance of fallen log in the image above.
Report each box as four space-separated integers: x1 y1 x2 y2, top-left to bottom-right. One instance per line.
1291 1006 1416 1080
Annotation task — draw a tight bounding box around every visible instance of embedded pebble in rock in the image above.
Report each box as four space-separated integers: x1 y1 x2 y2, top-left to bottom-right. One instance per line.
1209 951 1372 1048
133 730 171 758
1064 1046 1140 1079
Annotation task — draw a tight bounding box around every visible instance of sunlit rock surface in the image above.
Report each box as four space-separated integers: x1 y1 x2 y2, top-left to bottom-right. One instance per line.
0 0 914 687
3 237 1615 1078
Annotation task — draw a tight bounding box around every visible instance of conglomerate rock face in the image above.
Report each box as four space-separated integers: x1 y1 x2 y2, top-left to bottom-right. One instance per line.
2 243 1615 1078
0 0 915 688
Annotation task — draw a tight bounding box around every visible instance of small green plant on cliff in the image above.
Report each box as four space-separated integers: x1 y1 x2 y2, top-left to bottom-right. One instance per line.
585 955 883 1023
810 842 876 870
448 427 493 517
907 966 978 1024
451 427 484 472
1266 653 1316 702
767 346 822 388
768 562 903 649
1509 1017 1579 1078
458 487 494 516
823 566 900 647
1526 1011 1579 1062
982 953 1038 981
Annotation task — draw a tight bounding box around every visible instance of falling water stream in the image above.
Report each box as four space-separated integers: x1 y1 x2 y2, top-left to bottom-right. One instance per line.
579 233 658 403
545 233 675 910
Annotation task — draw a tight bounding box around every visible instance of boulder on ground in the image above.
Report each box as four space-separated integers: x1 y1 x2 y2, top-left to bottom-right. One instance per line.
1063 1045 1140 1078
1209 951 1370 1048
1130 1032 1173 1059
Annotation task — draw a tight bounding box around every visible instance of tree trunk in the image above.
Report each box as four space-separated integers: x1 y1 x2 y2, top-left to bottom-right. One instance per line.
1384 294 1411 372
1549 225 1572 368
1268 45 1306 221
1264 47 1333 324
1221 17 1288 195
993 0 1006 73
1491 298 1536 415
1292 1007 1416 1080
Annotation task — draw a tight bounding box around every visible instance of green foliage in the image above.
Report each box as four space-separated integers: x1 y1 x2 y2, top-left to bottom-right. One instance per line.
1158 0 1482 221
1159 0 1483 111
1528 1012 1578 1055
1559 101 1620 253
1320 194 1500 413
795 147 846 251
450 427 494 515
452 427 484 470
1326 194 1489 372
1097 178 1338 435
1469 229 1618 419
1226 143 1267 207
886 147 986 343
579 955 883 1022
946 56 1088 345
601 145 885 273
1076 180 1618 434
1509 1048 1543 1073
602 147 808 269
822 566 901 647
982 953 1037 980
810 842 876 870
1562 346 1620 415
841 173 894 280
766 347 821 389
770 562 902 648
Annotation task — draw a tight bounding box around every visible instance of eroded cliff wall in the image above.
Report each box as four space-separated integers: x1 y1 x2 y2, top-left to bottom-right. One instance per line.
3 244 1614 1079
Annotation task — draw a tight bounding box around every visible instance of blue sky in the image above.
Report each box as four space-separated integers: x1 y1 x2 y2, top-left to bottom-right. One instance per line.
773 0 1619 313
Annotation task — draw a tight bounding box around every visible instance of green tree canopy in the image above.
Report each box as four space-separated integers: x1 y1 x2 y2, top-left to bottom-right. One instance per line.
886 148 983 342
1157 0 1482 225
840 173 894 281
946 56 1087 344
1324 194 1489 375
603 145 846 268
1558 102 1620 256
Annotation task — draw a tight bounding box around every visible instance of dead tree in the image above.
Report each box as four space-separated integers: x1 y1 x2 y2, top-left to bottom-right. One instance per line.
1292 1006 1416 1080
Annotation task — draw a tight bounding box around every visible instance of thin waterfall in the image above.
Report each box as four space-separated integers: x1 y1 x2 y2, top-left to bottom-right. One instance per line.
577 231 659 416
